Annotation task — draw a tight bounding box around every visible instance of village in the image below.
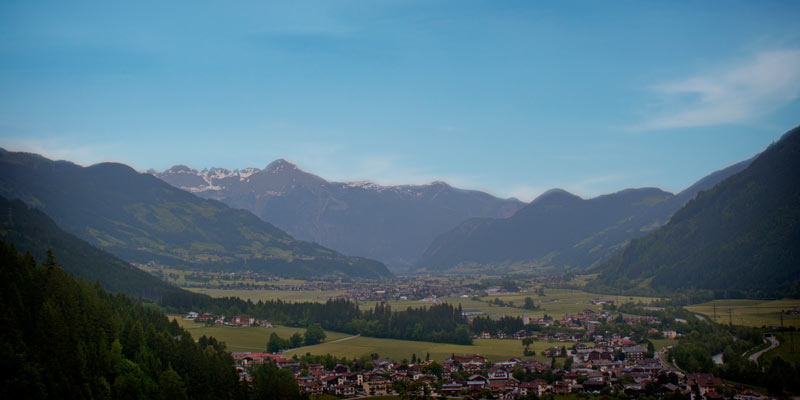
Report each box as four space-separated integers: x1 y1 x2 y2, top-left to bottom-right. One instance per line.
177 306 771 400
229 333 752 400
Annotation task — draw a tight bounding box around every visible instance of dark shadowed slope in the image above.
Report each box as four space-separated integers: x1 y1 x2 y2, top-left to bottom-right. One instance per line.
0 150 390 278
417 157 753 272
592 126 800 297
0 195 178 298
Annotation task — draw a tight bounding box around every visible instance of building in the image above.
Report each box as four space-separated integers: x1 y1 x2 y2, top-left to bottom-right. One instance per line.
363 374 389 396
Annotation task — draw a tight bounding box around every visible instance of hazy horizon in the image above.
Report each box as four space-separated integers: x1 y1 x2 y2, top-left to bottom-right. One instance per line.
2 1 800 201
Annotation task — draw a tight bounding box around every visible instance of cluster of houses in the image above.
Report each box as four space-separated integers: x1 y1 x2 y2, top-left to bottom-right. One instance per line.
471 309 617 340
231 346 764 400
184 312 272 328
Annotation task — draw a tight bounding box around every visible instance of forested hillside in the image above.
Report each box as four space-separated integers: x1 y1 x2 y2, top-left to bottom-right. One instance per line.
592 126 800 297
0 195 178 298
0 240 246 400
418 159 750 272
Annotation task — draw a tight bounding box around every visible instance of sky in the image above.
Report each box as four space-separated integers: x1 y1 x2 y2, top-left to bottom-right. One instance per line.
1 1 799 201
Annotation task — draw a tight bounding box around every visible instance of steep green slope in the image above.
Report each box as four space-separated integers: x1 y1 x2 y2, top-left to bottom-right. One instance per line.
0 195 179 298
592 126 800 297
0 240 252 400
0 150 390 278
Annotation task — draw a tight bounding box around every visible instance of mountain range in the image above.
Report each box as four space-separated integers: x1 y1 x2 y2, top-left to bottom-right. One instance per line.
0 150 391 279
591 126 800 297
416 159 751 271
153 160 522 270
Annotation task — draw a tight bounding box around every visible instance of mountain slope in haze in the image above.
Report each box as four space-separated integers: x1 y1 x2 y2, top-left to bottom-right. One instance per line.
154 159 522 269
0 150 391 279
0 195 180 298
417 158 752 271
592 126 800 297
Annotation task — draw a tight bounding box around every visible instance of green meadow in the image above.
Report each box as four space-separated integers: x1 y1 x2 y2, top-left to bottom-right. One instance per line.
186 288 348 303
170 315 350 352
286 336 583 363
685 299 800 328
171 314 582 362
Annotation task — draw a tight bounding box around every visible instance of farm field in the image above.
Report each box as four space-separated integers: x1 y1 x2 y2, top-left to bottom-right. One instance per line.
761 331 800 364
649 338 678 351
170 314 579 362
362 289 657 319
185 286 658 320
286 335 585 363
170 315 350 352
186 288 348 303
685 299 800 328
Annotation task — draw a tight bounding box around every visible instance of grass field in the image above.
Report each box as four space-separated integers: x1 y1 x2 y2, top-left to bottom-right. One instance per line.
170 315 350 352
685 299 800 328
761 331 800 364
357 288 657 320
171 315 584 362
649 338 678 350
186 288 348 303
286 335 586 363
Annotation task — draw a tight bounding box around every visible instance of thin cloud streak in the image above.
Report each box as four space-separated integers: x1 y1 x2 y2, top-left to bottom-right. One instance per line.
1 137 119 167
634 49 800 131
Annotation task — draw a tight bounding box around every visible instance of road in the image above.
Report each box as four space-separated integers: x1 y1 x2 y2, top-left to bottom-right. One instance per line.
655 346 681 372
749 336 779 365
282 334 361 357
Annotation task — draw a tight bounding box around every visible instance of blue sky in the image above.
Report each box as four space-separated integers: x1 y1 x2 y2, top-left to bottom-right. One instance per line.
1 1 799 201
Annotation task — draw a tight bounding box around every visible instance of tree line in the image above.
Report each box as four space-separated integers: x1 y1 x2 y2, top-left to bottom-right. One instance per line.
162 291 473 345
0 241 306 400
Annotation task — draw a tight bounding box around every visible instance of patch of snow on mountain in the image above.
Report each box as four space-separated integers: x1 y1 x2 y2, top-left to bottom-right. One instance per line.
238 168 260 180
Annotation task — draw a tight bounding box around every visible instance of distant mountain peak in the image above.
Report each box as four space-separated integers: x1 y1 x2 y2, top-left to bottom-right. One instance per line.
266 158 299 172
532 188 581 204
166 164 195 173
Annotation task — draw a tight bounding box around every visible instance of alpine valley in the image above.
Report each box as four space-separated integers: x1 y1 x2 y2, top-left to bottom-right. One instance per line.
0 150 391 279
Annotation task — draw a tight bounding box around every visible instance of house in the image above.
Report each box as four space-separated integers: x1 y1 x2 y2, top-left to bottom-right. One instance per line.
362 374 389 396
686 373 723 396
467 374 489 390
306 364 324 374
334 384 355 397
441 380 465 396
232 315 254 327
259 320 273 328
622 346 646 362
514 330 530 339
333 364 350 374
196 312 214 323
543 346 563 358
185 311 198 320
454 354 488 364
552 380 572 395
298 379 323 396
488 369 510 381
461 361 484 373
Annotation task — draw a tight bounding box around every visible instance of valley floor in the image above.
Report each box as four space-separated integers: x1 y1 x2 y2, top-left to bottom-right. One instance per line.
685 299 800 328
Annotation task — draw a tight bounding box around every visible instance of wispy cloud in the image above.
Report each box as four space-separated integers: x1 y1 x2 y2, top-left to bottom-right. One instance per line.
0 137 118 166
634 49 800 130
